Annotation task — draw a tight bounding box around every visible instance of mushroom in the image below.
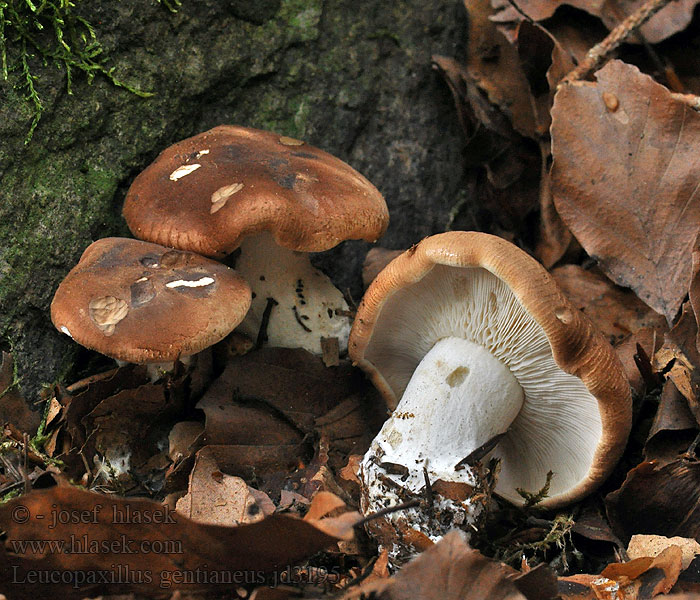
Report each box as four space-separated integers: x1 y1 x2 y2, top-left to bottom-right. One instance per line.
348 231 632 558
122 125 389 355
51 237 252 378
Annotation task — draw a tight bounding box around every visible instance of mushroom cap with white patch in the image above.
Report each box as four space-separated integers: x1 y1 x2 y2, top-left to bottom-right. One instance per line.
51 238 252 363
122 125 389 257
349 231 632 508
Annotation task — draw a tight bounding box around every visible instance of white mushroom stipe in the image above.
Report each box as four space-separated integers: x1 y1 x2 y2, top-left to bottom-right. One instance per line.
169 163 202 181
60 326 73 338
165 276 215 288
235 232 352 354
361 338 524 556
145 356 192 382
368 337 524 491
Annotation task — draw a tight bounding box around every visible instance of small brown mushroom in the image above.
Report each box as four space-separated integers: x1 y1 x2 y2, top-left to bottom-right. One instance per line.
51 237 251 374
349 231 632 558
122 125 389 355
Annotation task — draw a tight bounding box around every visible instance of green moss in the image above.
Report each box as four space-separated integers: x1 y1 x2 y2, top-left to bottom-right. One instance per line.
0 154 121 324
276 0 322 42
251 91 316 138
248 0 322 47
156 0 181 13
0 0 169 143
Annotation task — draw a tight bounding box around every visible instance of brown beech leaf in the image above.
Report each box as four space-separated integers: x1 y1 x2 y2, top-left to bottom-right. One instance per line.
645 380 699 464
615 328 662 397
606 458 700 542
168 421 204 462
628 535 700 569
363 247 403 289
691 233 700 355
343 531 527 600
198 347 360 435
551 60 700 323
572 509 625 548
464 0 537 139
654 303 700 424
536 166 573 269
0 351 39 434
0 485 359 599
552 264 667 347
516 21 575 136
559 545 684 599
175 446 274 526
490 0 700 44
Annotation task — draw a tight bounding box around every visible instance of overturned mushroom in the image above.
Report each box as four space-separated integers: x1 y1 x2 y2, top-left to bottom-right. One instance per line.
122 125 388 355
349 231 632 559
51 237 252 377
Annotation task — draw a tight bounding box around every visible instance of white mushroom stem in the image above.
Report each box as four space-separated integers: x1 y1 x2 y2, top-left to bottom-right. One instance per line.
115 356 192 382
235 233 352 355
360 336 525 545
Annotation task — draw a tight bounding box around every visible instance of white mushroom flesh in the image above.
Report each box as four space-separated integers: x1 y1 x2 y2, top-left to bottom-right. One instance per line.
365 337 524 494
235 232 351 355
361 265 603 507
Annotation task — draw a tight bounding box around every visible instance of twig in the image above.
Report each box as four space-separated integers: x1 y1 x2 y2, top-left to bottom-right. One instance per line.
352 499 421 529
562 0 673 84
684 431 700 460
422 466 434 520
506 0 535 23
22 433 30 493
255 297 278 349
455 431 507 471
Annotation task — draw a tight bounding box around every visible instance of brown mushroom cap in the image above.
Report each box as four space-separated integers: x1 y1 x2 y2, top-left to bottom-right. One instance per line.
349 231 632 507
51 238 252 363
122 125 389 257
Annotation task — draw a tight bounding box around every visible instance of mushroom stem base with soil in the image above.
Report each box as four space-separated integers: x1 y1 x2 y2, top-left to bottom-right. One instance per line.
360 337 525 558
235 233 352 355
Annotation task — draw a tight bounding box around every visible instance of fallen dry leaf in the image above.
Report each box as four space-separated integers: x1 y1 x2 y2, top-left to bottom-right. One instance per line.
0 485 359 598
572 509 625 549
363 247 403 289
628 535 700 569
536 149 574 268
464 0 537 138
0 352 39 434
168 421 204 462
175 446 273 526
691 232 700 354
552 264 667 346
490 0 700 44
560 545 684 599
645 380 698 463
614 328 662 397
606 458 700 542
551 60 700 323
197 347 362 436
654 303 700 424
516 21 575 136
343 530 528 600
